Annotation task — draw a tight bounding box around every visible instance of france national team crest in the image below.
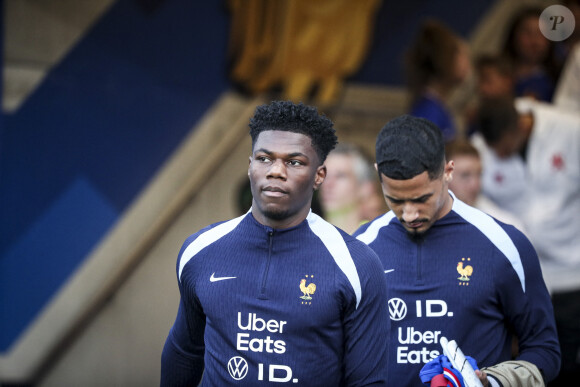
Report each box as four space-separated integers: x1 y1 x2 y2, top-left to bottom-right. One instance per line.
299 275 316 305
457 258 473 285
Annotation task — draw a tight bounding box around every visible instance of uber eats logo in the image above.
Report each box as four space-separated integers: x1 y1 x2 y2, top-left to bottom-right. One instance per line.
236 312 287 354
388 298 454 364
229 312 299 383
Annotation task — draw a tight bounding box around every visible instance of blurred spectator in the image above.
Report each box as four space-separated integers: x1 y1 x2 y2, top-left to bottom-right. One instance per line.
405 19 471 142
475 54 515 100
475 96 580 384
465 54 515 136
319 143 384 234
445 140 525 232
357 175 385 226
470 97 529 218
553 42 580 111
501 6 560 101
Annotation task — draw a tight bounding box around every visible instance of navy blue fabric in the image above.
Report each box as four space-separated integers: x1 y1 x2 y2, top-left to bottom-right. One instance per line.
354 198 560 385
162 212 390 386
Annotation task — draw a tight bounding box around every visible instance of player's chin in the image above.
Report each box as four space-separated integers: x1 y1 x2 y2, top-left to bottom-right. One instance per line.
262 205 291 221
405 227 428 242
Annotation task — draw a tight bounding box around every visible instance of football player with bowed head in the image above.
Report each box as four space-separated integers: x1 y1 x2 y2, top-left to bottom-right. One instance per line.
354 114 560 386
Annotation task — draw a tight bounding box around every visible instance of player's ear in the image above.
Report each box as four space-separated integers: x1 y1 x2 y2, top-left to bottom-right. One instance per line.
444 160 454 183
313 165 326 190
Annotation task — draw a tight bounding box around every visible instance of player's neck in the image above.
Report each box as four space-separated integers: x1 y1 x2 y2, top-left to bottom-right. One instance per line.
251 206 309 230
435 191 455 223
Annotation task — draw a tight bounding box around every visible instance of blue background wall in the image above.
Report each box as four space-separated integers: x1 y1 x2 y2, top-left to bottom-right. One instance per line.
0 0 495 352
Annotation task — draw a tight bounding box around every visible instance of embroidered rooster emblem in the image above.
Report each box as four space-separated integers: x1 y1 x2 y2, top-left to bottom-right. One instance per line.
457 261 473 281
300 278 317 300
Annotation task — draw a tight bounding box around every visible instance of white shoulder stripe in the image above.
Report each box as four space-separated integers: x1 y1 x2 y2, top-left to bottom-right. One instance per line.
178 212 248 282
451 192 526 292
356 211 396 245
307 212 362 309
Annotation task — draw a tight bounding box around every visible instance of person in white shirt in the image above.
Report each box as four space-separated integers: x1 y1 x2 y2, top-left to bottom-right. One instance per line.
475 96 580 385
469 128 529 220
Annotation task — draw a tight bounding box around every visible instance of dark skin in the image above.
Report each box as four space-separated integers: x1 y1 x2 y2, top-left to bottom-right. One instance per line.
248 130 326 229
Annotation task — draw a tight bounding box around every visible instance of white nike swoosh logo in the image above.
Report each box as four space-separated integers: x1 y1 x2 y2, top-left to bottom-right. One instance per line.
210 272 237 282
384 269 395 274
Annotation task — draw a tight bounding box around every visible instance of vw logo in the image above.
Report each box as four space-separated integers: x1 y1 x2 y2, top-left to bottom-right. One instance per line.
227 356 248 380
388 298 407 321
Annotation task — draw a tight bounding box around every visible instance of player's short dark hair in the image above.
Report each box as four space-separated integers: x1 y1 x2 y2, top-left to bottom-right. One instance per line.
249 100 338 164
375 115 445 180
474 97 518 146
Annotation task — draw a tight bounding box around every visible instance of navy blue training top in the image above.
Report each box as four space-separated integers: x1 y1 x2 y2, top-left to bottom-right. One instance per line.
161 211 390 386
354 193 560 386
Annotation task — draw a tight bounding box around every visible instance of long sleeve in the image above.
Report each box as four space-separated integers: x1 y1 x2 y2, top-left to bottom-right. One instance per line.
162 213 391 385
342 243 390 386
161 233 208 386
161 296 206 386
498 228 561 382
353 198 561 386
